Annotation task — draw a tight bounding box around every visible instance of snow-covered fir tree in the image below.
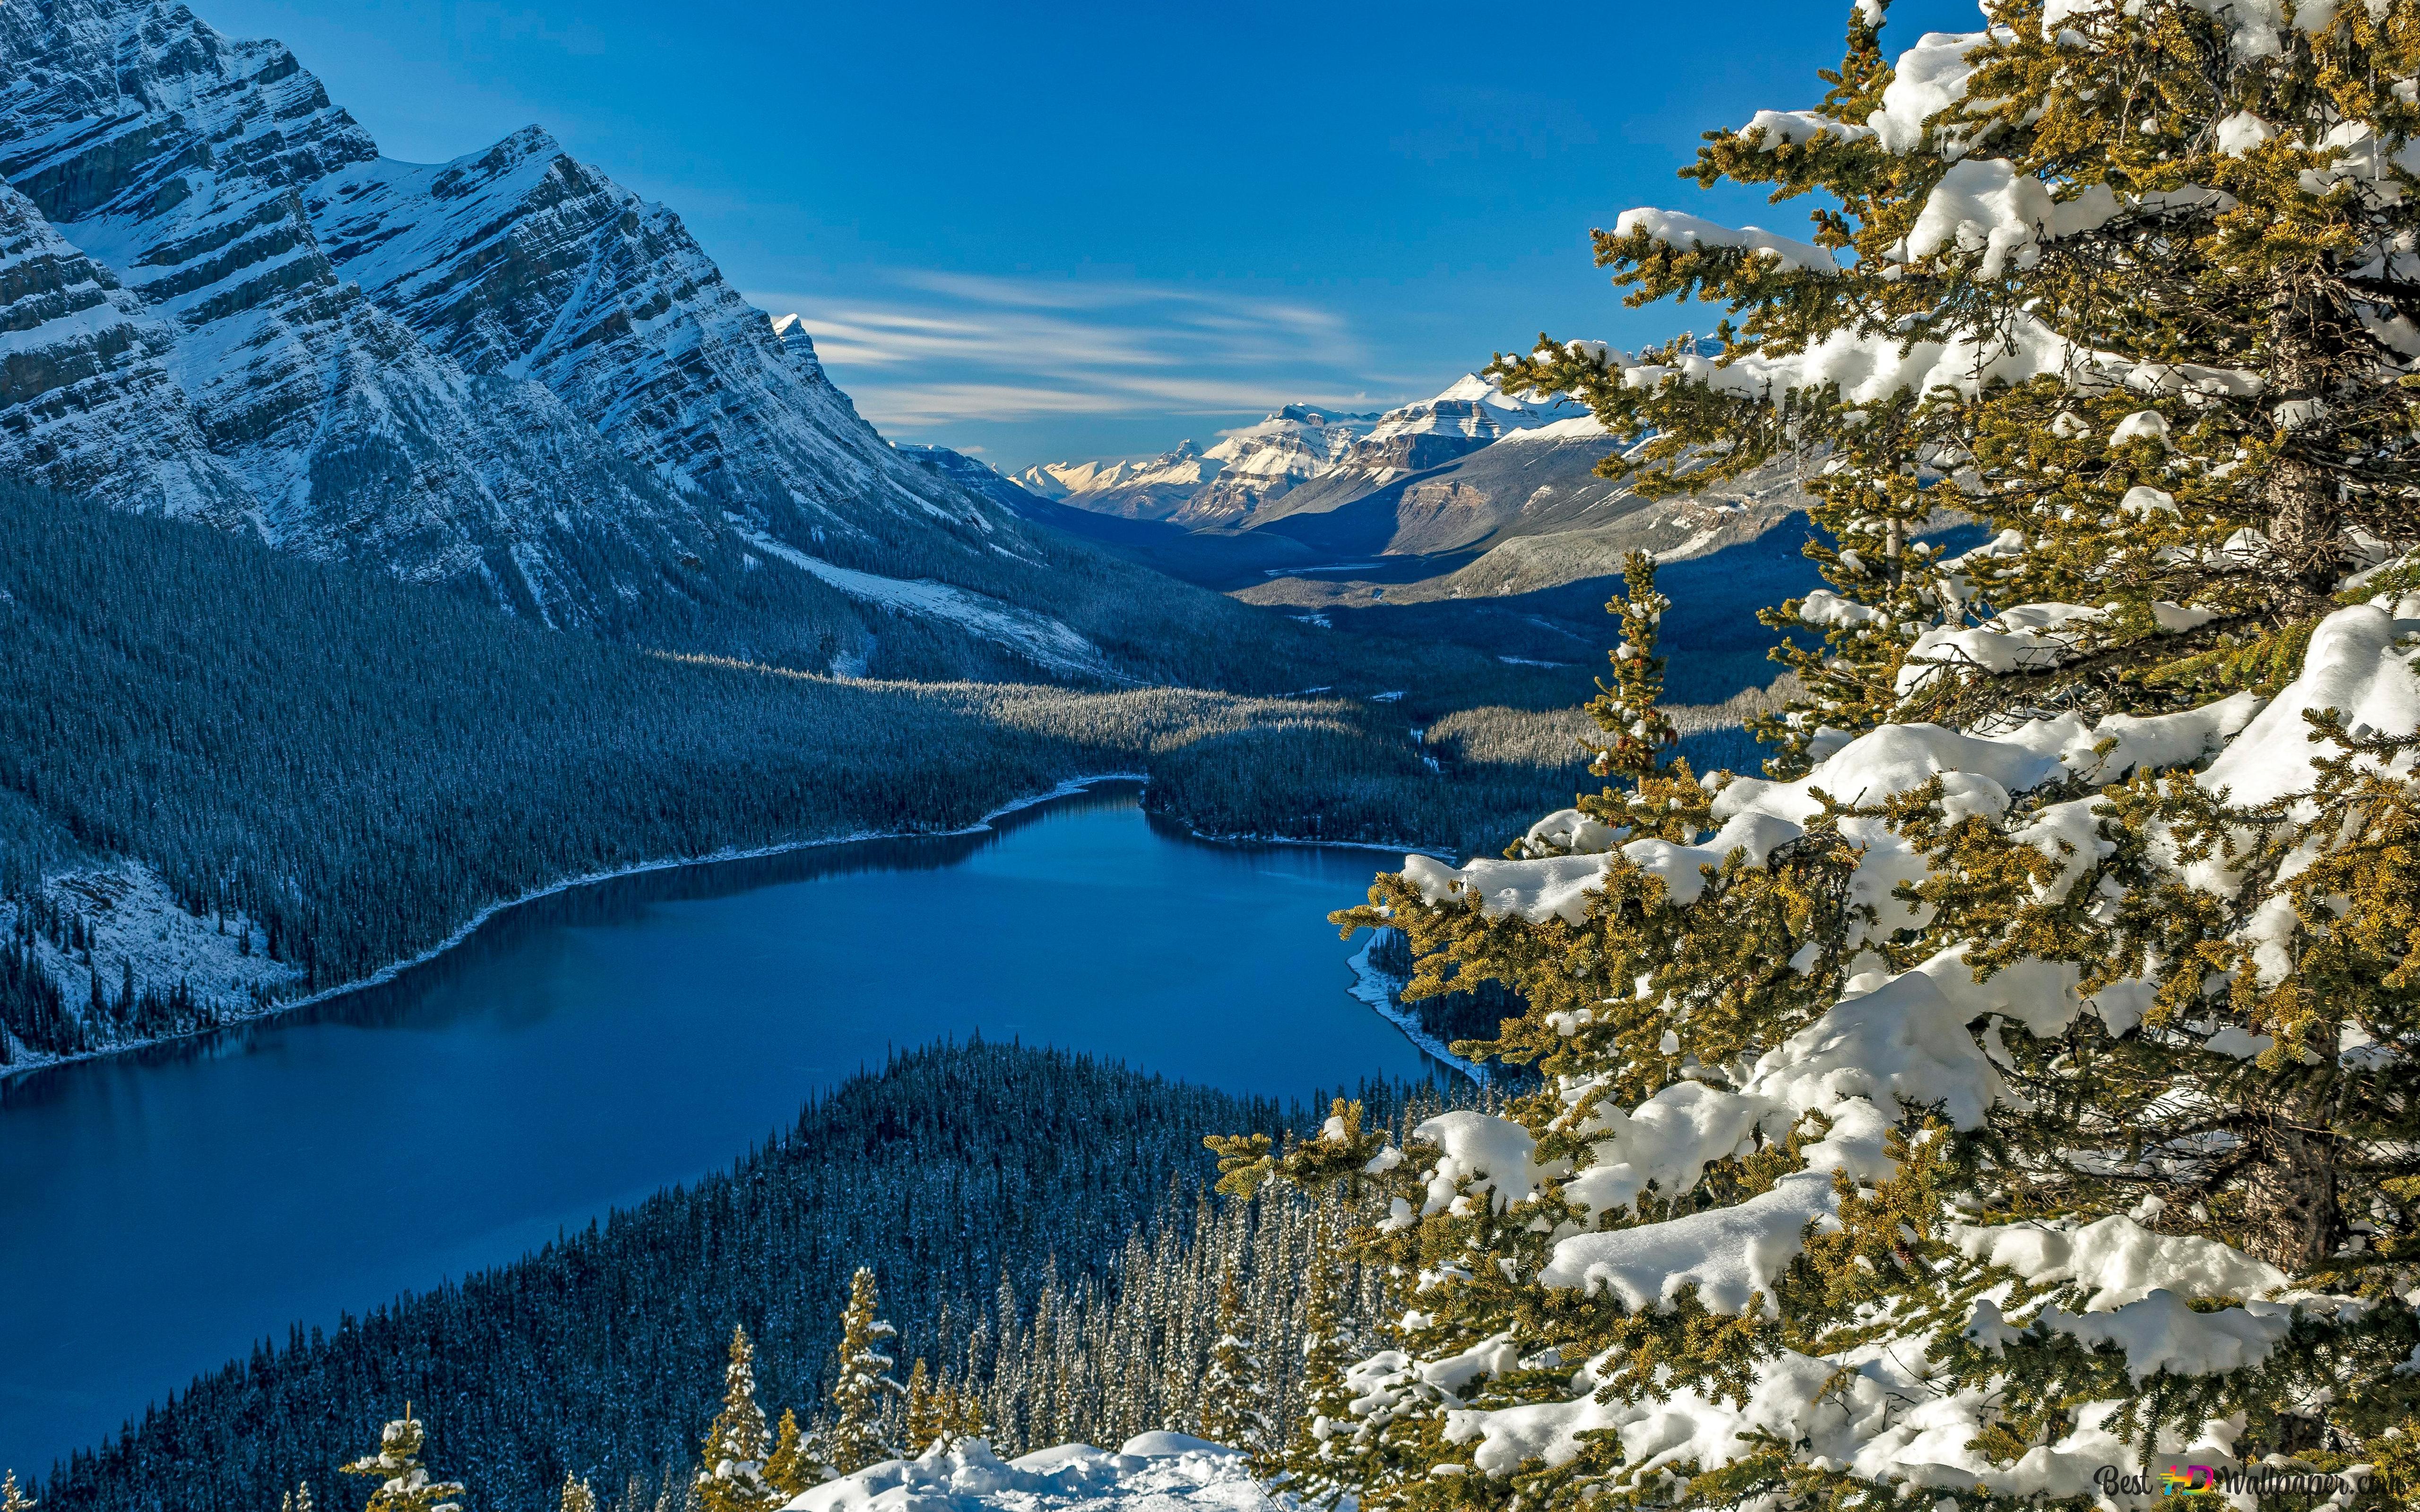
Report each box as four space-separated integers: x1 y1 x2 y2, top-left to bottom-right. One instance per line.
695 1329 781 1512
558 1477 596 1512
1219 3 2420 1508
341 1414 464 1512
829 1269 904 1475
3 1471 34 1512
1195 1263 1272 1456
277 1485 315 1512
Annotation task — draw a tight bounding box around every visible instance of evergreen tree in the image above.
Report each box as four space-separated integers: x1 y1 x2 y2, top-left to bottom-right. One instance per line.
3 1471 35 1512
901 1360 941 1455
1225 4 2420 1508
938 1375 989 1450
1583 552 1681 784
340 1413 464 1512
558 1477 595 1512
827 1269 904 1474
694 1328 779 1512
1194 1261 1270 1457
761 1409 818 1499
276 1485 313 1512
1273 1208 1363 1504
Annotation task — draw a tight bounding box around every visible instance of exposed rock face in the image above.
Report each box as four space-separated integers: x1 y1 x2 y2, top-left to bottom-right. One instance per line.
1244 417 1629 557
311 130 995 552
1178 405 1376 524
1324 375 1586 481
0 179 253 519
0 0 731 619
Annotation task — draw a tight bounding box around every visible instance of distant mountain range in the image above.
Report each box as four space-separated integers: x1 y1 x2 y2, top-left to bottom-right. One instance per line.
0 0 1834 710
1010 377 1590 530
916 373 1807 600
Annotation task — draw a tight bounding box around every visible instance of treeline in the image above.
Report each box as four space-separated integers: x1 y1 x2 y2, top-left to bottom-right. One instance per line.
32 1043 1459 1512
0 485 1625 1065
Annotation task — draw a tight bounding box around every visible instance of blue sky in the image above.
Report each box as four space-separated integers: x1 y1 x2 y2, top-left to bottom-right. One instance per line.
207 0 1978 468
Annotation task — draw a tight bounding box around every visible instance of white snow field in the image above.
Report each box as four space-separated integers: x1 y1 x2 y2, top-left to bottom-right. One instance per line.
788 1435 1272 1512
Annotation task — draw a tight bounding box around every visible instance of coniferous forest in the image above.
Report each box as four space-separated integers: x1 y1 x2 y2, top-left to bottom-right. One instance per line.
0 481 1631 1066
35 1043 1457 1512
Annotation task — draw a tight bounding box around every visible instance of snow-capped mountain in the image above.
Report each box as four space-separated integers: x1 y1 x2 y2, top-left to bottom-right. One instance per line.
1331 373 1587 479
0 0 1226 680
1016 442 1219 517
1179 403 1378 523
0 0 715 618
1015 405 1378 524
1014 374 1621 565
1024 376 1588 531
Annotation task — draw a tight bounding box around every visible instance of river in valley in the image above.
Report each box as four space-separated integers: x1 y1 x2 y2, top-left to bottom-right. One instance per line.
0 786 1442 1479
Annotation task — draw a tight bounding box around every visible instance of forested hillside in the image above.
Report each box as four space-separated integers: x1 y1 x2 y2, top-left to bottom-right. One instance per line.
31 1043 1454 1512
0 483 1617 1070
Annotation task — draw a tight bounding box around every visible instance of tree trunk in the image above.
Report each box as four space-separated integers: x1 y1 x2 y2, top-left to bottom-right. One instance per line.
2265 275 2343 600
2241 1105 2340 1273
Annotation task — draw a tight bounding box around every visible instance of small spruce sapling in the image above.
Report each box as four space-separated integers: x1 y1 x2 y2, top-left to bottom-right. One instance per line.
901 1360 941 1456
341 1412 465 1512
761 1408 821 1499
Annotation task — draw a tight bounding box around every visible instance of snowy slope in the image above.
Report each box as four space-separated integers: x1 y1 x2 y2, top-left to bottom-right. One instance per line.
0 179 257 521
789 1435 1271 1512
0 864 302 1070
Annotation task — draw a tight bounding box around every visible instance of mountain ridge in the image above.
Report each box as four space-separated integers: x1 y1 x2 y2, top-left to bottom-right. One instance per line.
0 0 1369 687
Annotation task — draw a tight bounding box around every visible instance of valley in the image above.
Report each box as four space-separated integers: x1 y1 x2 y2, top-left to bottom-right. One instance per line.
0 0 1829 1081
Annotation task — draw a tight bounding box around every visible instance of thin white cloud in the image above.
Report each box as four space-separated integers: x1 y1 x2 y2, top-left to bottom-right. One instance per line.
745 269 1421 445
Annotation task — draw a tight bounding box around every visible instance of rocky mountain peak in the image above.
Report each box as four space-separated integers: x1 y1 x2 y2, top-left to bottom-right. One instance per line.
0 0 1206 685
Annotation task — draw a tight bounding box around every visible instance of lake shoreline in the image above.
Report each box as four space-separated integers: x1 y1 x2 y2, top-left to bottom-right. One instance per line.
1345 936 1488 1084
0 773 1146 1086
1 776 1446 1088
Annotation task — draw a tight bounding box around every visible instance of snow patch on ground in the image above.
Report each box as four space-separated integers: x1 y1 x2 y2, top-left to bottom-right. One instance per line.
787 1436 1271 1512
0 864 302 1070
736 527 1116 681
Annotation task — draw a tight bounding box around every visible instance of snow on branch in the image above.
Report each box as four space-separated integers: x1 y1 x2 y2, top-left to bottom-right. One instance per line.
1612 208 1843 275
